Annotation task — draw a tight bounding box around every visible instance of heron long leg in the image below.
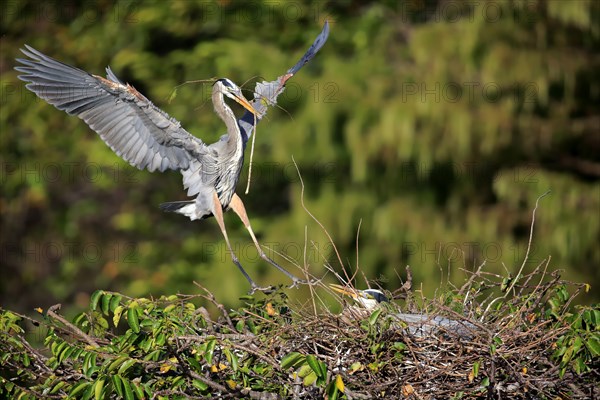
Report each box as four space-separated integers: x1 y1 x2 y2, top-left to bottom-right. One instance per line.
211 192 268 293
229 193 305 287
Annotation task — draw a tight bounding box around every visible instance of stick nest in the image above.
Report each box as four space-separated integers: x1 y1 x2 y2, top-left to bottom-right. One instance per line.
1 261 598 399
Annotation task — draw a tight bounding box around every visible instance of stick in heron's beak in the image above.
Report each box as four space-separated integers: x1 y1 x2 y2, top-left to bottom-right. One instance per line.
235 94 258 195
229 92 259 195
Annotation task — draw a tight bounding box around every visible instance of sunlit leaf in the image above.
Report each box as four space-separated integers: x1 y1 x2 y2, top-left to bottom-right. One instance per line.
90 291 104 311
94 379 105 400
127 307 140 333
281 352 305 370
101 293 112 315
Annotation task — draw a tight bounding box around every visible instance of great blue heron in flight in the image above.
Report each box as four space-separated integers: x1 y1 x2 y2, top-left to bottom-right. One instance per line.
15 22 329 292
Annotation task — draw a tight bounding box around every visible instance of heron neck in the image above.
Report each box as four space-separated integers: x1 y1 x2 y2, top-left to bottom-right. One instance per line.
213 90 243 150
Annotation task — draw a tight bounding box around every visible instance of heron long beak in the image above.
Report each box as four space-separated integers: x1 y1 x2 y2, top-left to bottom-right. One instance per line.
329 283 360 300
232 93 258 116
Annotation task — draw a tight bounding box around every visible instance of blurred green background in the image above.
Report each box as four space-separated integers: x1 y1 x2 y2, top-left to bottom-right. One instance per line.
1 0 598 315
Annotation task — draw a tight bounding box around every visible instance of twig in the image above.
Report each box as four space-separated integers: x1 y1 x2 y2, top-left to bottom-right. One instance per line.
483 190 551 317
46 304 99 347
193 282 235 329
505 190 551 296
292 156 344 269
188 370 229 393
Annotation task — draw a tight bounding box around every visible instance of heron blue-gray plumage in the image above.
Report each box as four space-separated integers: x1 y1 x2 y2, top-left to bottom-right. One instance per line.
15 23 329 292
330 284 475 338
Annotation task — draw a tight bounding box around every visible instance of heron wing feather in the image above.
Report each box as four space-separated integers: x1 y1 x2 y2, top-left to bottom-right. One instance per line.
16 45 207 173
237 20 330 143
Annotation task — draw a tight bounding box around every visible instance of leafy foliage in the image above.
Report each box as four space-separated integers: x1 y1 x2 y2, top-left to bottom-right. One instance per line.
1 0 599 316
1 267 598 399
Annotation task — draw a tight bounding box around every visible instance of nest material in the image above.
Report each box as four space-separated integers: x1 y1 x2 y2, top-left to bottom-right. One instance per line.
1 265 598 400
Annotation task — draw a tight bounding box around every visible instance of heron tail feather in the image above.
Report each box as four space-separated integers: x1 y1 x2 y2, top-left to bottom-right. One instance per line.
159 200 195 213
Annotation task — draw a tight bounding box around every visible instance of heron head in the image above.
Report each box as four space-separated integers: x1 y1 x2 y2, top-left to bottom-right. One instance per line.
330 284 389 310
214 78 258 115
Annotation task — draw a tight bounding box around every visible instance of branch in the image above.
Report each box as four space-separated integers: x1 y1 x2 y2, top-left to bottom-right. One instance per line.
46 304 99 347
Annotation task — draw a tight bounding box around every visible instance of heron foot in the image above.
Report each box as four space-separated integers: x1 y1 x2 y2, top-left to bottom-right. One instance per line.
287 276 320 289
248 284 276 295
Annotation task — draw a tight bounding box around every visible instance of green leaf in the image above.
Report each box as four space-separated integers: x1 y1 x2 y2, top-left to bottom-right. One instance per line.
393 342 407 351
70 382 90 397
171 376 184 388
73 313 88 329
90 290 104 311
472 361 480 377
83 352 97 377
562 345 574 364
155 332 166 346
94 379 105 400
593 310 600 326
187 356 202 372
369 308 382 325
53 341 67 357
163 304 177 314
306 355 326 379
49 381 66 394
327 380 340 400
223 348 238 372
573 357 586 374
108 356 128 372
95 316 109 330
127 308 140 333
303 371 317 386
297 364 313 378
122 378 134 400
58 344 76 364
111 375 124 398
192 379 208 391
349 362 363 373
585 336 600 356
281 352 306 370
82 381 95 400
118 359 137 375
205 338 216 365
113 306 124 327
144 349 162 362
167 88 178 104
235 319 245 332
101 293 112 315
572 336 583 354
130 381 144 399
306 355 320 376
246 319 257 334
85 366 100 379
109 295 122 312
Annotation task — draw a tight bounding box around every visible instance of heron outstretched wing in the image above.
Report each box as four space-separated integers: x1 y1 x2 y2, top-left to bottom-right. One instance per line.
16 45 208 173
237 21 330 143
